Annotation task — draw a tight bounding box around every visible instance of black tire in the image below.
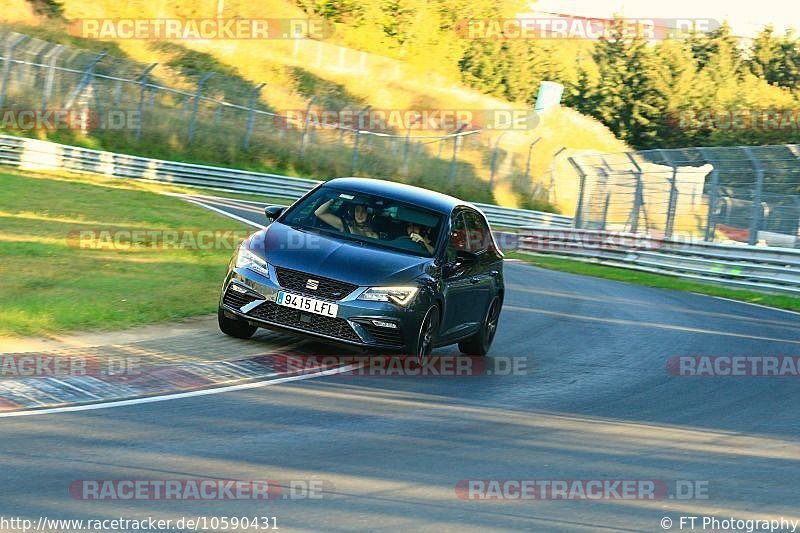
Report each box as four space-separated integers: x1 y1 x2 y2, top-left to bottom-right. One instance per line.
458 296 502 356
218 307 258 339
416 305 440 359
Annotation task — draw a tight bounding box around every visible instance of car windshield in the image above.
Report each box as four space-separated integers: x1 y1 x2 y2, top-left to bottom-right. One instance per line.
280 187 445 257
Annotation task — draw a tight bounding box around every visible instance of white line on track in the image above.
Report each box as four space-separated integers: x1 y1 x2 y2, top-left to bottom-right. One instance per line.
708 295 800 317
181 198 266 229
0 364 359 418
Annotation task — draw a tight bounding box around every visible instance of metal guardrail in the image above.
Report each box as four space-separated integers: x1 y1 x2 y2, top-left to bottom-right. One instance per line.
2 134 796 295
0 134 572 228
504 228 800 295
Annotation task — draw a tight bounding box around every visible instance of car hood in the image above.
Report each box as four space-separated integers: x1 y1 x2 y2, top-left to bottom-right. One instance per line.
250 222 432 286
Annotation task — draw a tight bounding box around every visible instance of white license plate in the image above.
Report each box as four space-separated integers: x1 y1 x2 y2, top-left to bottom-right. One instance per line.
276 291 338 318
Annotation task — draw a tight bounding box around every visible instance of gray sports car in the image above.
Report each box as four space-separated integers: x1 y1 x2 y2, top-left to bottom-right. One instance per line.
218 177 504 357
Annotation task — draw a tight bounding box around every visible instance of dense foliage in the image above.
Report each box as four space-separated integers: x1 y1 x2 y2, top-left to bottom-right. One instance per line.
297 2 800 149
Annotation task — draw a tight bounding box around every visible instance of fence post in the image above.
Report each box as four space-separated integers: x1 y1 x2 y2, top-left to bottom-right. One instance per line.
135 63 157 141
401 113 421 175
698 147 719 242
64 52 106 109
40 44 64 113
489 132 507 191
243 82 265 149
743 146 765 246
187 72 214 142
350 105 371 174
448 125 467 185
600 192 611 231
523 137 541 184
0 35 29 110
658 149 679 239
298 96 318 159
625 152 644 233
568 156 587 228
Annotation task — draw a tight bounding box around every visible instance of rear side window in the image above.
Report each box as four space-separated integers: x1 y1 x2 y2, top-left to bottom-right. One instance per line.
463 210 494 253
445 212 468 262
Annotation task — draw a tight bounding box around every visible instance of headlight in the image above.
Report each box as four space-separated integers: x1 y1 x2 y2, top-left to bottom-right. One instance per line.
235 246 269 277
358 286 419 306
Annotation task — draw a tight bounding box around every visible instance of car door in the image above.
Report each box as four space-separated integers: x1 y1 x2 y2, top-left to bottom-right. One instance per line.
439 210 478 338
461 209 497 321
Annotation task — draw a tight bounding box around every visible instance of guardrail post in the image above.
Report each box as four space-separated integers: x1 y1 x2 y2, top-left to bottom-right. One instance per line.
568 156 587 228
0 35 29 110
187 72 214 142
743 146 765 246
298 96 318 159
659 149 679 239
135 63 157 141
448 124 467 185
625 153 645 233
350 105 371 174
242 82 266 149
40 44 64 113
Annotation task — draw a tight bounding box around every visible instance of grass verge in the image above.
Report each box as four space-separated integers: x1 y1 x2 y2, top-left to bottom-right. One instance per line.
505 251 800 313
0 170 256 336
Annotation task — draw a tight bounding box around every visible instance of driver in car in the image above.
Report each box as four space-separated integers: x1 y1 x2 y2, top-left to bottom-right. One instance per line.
314 199 379 239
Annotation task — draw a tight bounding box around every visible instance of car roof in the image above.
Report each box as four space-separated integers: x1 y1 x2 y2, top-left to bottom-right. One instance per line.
323 177 475 215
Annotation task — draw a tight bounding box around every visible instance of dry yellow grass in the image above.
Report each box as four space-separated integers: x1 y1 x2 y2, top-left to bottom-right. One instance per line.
4 0 630 210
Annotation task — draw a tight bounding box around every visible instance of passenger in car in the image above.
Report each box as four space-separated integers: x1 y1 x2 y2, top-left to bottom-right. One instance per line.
407 223 434 254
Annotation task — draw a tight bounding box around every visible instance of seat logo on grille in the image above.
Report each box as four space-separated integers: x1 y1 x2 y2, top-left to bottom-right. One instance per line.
306 279 320 290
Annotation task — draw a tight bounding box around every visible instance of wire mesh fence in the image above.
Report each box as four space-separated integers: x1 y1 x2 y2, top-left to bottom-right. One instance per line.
569 145 800 247
0 27 556 206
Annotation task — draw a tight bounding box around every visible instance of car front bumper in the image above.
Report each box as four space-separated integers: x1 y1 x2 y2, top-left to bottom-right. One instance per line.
219 265 425 353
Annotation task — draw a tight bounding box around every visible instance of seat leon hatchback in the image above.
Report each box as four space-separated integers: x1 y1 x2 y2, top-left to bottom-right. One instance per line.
218 177 504 357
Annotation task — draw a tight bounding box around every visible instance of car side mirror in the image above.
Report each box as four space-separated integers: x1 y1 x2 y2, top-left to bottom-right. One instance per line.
444 250 478 277
264 205 286 222
455 250 478 265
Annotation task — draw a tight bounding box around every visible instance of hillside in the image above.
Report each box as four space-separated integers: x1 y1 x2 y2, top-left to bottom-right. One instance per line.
3 0 630 212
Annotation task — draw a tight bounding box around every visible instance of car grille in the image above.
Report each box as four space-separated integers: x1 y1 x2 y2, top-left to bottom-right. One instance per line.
249 301 361 343
274 267 358 301
359 322 405 347
222 285 262 310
